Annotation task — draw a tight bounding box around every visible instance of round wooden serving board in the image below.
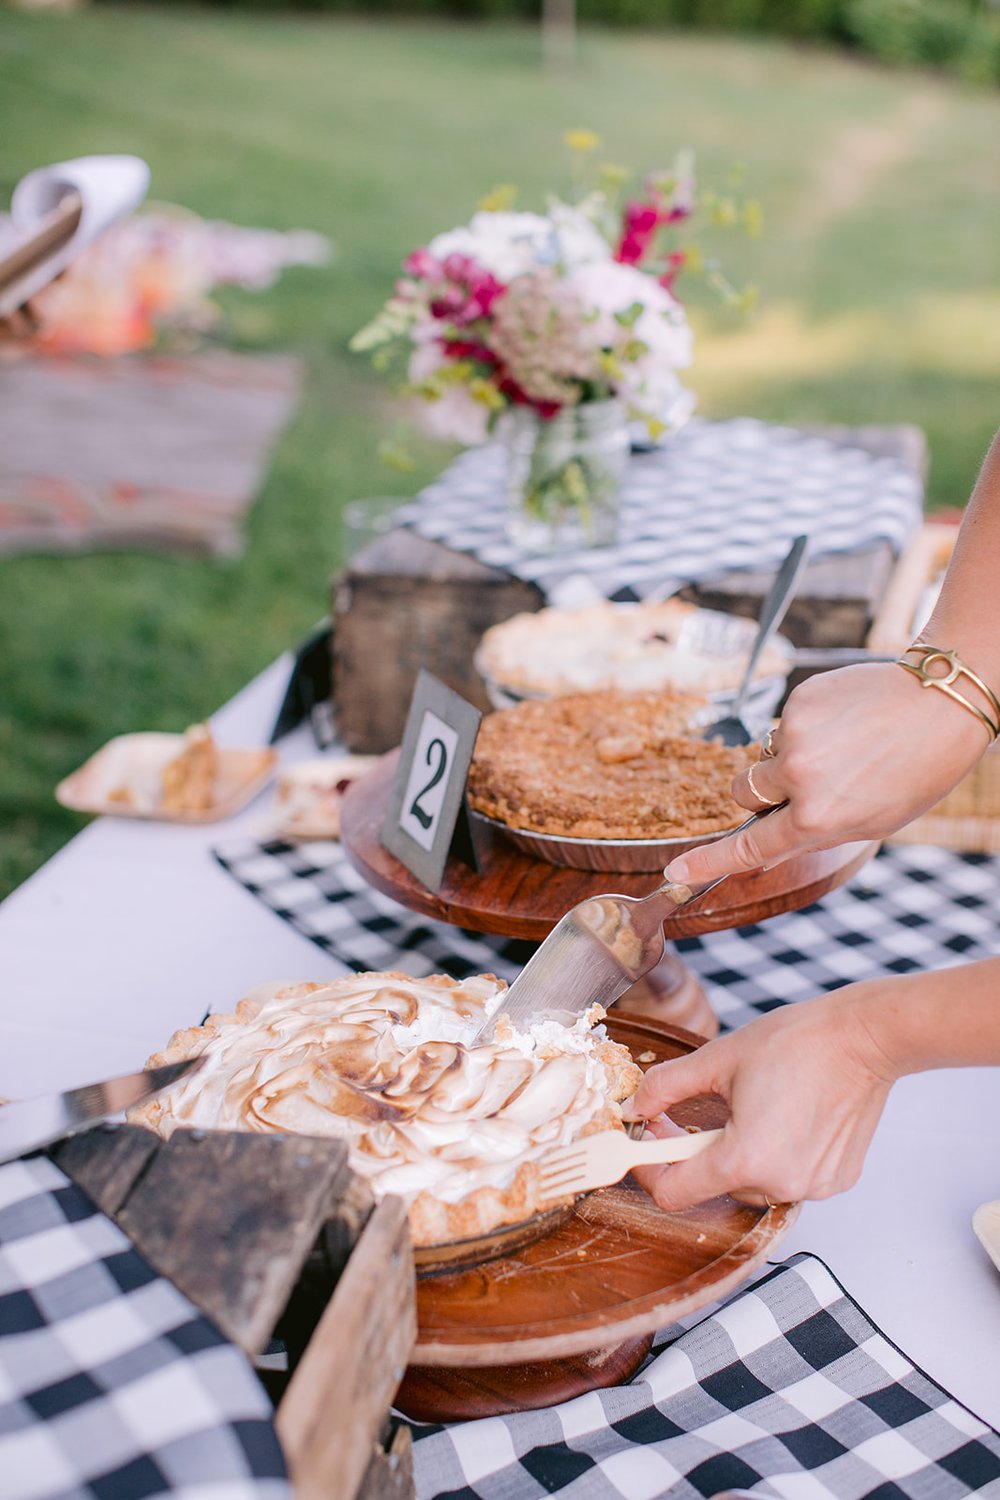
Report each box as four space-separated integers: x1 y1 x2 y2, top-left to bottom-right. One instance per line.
411 1011 798 1368
340 750 878 941
398 1012 799 1419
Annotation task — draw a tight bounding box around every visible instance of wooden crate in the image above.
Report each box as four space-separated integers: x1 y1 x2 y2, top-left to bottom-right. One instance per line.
333 529 543 753
53 1126 417 1500
330 425 927 753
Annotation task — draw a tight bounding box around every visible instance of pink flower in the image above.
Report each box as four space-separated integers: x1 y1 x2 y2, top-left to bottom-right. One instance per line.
659 250 687 294
615 193 693 267
496 373 562 420
615 201 661 266
428 254 505 326
403 247 442 280
442 337 497 366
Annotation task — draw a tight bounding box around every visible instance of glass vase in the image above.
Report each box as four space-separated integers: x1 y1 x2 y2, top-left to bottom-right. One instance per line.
503 399 629 553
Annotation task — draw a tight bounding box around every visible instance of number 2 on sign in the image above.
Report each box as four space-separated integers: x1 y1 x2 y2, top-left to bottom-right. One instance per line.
399 711 459 853
409 737 447 829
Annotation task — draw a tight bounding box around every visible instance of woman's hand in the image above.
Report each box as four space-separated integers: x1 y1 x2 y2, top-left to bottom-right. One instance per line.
667 662 988 886
628 985 899 1210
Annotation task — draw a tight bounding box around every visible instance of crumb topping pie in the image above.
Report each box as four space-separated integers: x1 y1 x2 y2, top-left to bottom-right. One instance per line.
128 972 642 1246
466 689 758 840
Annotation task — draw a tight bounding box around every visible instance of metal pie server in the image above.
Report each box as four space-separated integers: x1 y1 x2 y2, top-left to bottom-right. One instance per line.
473 811 770 1044
0 1057 203 1165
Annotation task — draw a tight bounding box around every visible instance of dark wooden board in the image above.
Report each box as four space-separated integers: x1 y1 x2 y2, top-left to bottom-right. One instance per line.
679 542 896 650
119 1131 353 1355
412 1012 798 1369
53 1121 160 1216
340 750 878 941
333 529 544 753
55 1126 355 1356
54 1126 419 1499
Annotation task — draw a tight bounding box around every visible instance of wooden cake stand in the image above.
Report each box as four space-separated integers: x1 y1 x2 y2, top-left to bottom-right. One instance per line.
398 1011 799 1422
340 751 878 1036
339 759 868 1419
341 752 876 941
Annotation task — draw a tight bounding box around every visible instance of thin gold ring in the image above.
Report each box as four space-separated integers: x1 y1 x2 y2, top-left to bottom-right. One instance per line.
746 764 782 809
763 1193 774 1209
760 728 778 759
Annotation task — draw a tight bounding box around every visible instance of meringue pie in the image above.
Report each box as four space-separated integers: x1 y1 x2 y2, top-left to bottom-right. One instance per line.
128 972 642 1246
466 690 757 841
476 600 791 699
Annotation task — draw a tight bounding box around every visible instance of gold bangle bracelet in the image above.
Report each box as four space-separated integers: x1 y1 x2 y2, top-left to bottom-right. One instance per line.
896 645 1000 743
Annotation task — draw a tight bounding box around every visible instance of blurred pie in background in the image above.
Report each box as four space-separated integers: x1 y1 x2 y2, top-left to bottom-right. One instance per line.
476 599 791 703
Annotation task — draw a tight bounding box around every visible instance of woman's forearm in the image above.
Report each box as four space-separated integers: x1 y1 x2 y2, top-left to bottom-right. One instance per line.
922 431 1000 690
850 955 1000 1080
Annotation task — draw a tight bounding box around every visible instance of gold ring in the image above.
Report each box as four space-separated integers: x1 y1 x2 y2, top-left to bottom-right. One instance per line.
760 728 778 759
746 764 782 808
764 1193 774 1209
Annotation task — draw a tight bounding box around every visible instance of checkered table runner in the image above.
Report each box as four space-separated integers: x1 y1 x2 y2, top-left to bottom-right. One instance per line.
213 839 1000 1033
395 418 922 603
410 1251 1000 1500
0 1154 289 1500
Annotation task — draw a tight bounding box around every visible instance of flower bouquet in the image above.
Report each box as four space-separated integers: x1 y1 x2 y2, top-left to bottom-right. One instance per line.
353 135 759 551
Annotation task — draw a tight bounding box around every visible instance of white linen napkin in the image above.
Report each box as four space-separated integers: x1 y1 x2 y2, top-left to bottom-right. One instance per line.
0 153 150 315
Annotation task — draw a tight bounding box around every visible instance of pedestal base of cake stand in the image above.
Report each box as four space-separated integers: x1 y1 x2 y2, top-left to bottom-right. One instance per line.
397 1334 655 1423
619 949 719 1038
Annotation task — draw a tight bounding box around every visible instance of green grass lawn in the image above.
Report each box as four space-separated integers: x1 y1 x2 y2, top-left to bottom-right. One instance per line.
2 8 999 897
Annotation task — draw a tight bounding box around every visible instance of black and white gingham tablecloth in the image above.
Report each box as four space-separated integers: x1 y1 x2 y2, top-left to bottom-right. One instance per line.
410 1251 1000 1500
395 418 922 604
212 833 1000 1498
0 1154 289 1500
213 838 1000 1034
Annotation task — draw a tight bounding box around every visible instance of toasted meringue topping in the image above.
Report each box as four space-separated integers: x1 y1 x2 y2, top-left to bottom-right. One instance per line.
138 972 640 1209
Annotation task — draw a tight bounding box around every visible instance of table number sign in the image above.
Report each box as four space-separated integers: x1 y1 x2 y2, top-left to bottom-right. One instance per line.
381 669 482 892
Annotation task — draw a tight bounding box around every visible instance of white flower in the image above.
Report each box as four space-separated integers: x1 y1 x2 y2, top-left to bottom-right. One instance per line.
546 202 613 268
622 366 698 432
427 204 613 286
566 260 693 371
428 212 555 282
407 337 490 446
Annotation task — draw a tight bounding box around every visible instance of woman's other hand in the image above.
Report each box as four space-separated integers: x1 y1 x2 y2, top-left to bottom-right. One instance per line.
628 985 898 1211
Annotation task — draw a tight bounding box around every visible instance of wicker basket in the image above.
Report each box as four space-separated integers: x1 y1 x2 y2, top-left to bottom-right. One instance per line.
888 743 1000 853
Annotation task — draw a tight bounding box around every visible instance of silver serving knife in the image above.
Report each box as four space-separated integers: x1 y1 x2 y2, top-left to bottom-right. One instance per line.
0 1057 203 1164
474 811 769 1044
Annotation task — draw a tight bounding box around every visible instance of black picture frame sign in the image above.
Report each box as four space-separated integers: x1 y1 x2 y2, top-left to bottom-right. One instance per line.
381 670 483 893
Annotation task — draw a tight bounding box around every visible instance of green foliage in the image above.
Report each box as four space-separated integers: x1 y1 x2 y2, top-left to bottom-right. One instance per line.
843 0 1000 76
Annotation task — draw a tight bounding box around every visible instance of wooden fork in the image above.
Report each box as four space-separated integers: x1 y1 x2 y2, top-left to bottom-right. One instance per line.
537 1127 724 1202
